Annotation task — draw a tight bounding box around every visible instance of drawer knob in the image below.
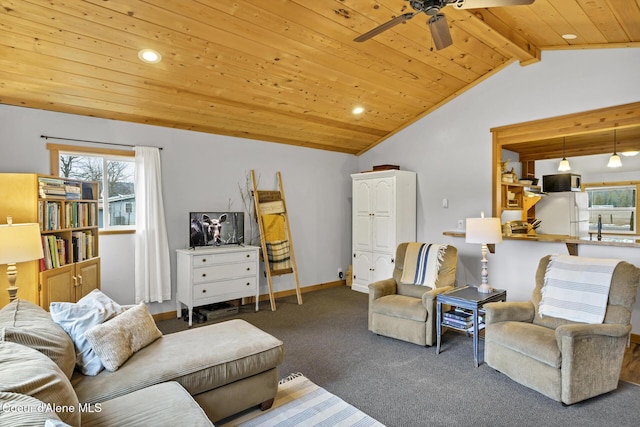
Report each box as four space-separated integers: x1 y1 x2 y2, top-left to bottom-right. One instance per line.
246 254 250 258
202 289 207 293
202 258 207 262
246 282 250 286
246 267 250 271
202 273 206 277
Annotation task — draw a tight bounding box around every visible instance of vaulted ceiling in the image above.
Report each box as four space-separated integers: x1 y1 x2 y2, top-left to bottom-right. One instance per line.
1 1 639 155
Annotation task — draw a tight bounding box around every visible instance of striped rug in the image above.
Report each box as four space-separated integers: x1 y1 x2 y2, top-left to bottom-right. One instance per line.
219 373 385 427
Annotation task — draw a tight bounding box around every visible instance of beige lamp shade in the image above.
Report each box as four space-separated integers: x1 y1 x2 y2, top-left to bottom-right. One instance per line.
465 217 503 244
0 223 44 265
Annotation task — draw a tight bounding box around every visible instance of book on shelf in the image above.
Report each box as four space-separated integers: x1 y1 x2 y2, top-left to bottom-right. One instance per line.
39 177 67 199
64 181 82 200
39 201 62 231
442 320 486 333
442 318 473 329
445 308 485 323
71 230 94 262
41 235 68 270
81 182 94 200
443 309 473 322
39 177 65 185
41 236 52 270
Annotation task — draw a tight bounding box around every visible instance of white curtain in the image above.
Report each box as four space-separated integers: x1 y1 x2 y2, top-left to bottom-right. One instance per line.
134 146 171 303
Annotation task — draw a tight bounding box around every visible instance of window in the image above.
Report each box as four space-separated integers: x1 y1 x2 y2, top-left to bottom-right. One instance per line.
585 183 638 235
48 144 135 232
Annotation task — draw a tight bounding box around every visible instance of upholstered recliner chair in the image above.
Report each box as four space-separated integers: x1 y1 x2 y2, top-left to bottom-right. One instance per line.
368 243 458 346
484 254 640 405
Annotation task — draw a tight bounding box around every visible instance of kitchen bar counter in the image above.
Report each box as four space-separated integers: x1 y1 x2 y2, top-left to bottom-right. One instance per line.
442 231 640 255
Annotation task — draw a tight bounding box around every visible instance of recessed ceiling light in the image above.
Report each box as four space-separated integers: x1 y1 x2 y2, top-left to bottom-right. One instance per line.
352 106 365 115
562 34 577 40
138 49 162 64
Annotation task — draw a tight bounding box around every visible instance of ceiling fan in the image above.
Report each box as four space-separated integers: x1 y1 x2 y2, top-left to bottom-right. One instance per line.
354 0 535 50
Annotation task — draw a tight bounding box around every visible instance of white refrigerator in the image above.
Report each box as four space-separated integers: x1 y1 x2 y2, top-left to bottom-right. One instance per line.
535 192 589 237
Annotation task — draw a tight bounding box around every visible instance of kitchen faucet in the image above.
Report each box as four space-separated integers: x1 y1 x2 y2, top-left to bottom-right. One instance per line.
597 214 602 241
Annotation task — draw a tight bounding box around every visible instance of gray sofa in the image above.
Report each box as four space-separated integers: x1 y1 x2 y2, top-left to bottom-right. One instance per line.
0 299 284 426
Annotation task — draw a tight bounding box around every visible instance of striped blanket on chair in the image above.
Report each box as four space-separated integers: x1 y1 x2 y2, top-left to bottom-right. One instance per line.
539 254 620 324
399 243 446 288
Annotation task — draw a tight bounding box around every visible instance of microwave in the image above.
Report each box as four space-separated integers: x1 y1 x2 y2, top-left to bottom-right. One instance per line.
542 173 581 192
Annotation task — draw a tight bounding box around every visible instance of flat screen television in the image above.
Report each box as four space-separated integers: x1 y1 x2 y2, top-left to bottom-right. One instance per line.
189 211 244 248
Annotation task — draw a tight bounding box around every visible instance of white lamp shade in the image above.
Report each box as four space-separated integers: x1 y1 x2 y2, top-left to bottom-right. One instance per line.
466 217 503 244
0 223 44 264
558 158 571 171
607 153 622 168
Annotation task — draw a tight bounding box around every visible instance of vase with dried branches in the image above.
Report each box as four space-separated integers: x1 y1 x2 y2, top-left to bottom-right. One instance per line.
238 171 260 246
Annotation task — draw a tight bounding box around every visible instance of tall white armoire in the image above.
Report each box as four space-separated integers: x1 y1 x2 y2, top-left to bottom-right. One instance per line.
351 170 416 293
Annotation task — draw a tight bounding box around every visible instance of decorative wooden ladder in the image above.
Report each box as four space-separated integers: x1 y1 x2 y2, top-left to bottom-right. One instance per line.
251 170 302 311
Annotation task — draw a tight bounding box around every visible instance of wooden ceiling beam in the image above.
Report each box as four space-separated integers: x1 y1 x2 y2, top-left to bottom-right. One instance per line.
450 8 541 66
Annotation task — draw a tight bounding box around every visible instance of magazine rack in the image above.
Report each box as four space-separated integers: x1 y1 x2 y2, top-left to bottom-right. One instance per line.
251 170 302 311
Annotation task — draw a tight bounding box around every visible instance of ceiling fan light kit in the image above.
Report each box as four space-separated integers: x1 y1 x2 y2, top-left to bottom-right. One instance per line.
354 0 535 51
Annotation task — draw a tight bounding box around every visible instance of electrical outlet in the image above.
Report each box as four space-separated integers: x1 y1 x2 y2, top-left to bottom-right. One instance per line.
442 198 448 208
457 219 464 229
338 268 343 279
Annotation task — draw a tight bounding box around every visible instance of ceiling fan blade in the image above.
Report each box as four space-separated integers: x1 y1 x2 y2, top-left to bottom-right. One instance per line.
451 0 535 9
354 12 418 42
428 14 453 50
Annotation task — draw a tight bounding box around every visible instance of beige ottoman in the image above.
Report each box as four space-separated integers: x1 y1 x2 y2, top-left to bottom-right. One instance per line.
73 319 285 422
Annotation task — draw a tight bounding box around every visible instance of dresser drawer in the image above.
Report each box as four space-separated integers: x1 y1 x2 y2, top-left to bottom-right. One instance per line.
193 250 256 266
194 276 257 301
193 261 256 284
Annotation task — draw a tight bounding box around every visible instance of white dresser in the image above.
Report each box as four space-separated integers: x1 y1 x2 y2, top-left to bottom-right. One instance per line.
176 245 260 326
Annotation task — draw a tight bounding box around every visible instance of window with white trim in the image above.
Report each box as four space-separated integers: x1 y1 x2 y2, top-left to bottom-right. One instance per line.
585 183 637 235
48 144 135 231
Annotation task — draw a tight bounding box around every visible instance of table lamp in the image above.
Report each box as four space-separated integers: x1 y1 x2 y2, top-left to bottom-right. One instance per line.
466 212 502 293
0 217 44 302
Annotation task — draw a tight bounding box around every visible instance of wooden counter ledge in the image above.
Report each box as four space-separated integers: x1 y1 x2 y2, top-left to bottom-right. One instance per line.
442 231 640 255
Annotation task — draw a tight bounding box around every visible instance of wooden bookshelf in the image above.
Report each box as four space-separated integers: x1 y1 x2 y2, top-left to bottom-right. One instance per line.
0 173 100 309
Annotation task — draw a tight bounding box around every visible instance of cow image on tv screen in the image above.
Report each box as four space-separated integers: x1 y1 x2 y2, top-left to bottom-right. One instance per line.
189 212 244 248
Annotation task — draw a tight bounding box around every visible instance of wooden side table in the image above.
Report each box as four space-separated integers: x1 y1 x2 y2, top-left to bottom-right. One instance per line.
436 285 507 367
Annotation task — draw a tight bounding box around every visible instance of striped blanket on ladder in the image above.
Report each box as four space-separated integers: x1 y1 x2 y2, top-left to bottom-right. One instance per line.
539 254 620 324
400 243 446 288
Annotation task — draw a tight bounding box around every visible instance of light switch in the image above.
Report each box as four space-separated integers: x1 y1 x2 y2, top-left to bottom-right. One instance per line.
442 198 448 208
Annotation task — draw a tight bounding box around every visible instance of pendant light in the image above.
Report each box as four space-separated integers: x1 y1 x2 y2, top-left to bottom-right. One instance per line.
607 129 622 168
557 137 571 171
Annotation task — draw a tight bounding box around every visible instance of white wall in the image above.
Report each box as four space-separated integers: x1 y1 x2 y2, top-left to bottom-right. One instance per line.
2 47 640 329
0 105 357 314
357 47 640 331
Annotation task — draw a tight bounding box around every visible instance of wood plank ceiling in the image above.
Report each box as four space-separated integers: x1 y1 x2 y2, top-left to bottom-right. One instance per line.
1 0 639 155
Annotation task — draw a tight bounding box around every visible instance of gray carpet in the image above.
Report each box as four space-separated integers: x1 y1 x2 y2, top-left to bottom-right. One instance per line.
157 286 640 427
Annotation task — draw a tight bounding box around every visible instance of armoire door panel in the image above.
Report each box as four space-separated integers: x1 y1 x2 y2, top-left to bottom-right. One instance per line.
354 181 371 216
353 252 373 283
354 215 372 252
372 254 394 283
373 178 393 216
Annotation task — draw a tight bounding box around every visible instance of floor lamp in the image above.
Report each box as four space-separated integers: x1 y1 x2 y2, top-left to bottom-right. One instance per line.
466 214 502 293
0 217 44 302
